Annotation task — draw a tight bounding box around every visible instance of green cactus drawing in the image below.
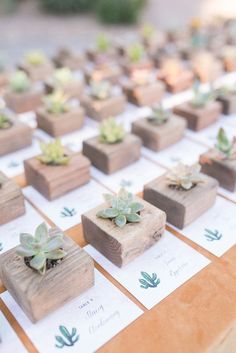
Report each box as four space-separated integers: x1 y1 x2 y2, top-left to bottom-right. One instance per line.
139 271 160 289
55 325 79 348
204 228 222 241
60 207 77 217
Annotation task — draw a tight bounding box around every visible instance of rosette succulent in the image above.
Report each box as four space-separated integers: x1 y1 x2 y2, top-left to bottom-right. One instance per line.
26 51 46 66
96 33 110 53
53 67 74 87
97 188 144 228
190 81 215 108
127 43 145 63
9 70 30 93
141 24 155 40
38 139 70 166
148 104 170 125
90 80 111 100
0 114 11 129
167 163 203 190
99 117 125 144
16 223 67 275
43 91 70 114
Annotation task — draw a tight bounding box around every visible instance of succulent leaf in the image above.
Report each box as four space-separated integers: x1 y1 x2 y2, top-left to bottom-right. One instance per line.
167 163 203 190
20 233 35 248
35 222 48 243
53 67 73 86
30 252 46 271
37 139 70 166
90 80 111 100
45 236 64 252
96 33 110 53
115 214 126 228
127 43 145 63
0 114 11 129
26 51 46 66
99 117 125 144
46 249 66 260
126 213 141 222
43 90 70 115
9 70 30 93
215 128 233 156
190 80 215 108
148 104 170 125
16 246 36 257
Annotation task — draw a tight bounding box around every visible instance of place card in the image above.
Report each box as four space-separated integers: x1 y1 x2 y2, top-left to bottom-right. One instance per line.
85 231 210 309
1 270 143 353
218 187 236 203
0 311 27 353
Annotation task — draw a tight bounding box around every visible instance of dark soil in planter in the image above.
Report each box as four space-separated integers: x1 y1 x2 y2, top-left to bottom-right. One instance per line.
24 255 63 272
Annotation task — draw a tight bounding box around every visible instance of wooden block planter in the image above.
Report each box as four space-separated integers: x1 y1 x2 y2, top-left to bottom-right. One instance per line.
53 48 85 70
0 72 9 88
4 88 43 114
36 106 85 137
0 171 25 225
81 94 126 122
19 61 54 82
0 118 32 156
123 80 165 106
0 231 94 322
24 150 91 200
159 70 194 93
45 80 84 100
84 64 123 84
83 134 141 174
174 101 221 131
82 197 166 267
217 93 236 115
131 115 186 151
144 173 218 229
121 58 154 75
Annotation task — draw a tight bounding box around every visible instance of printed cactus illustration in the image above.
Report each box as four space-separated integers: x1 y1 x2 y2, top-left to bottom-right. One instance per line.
167 163 203 190
38 139 70 166
55 325 79 348
0 114 11 129
9 70 30 93
60 207 77 217
127 43 145 63
148 104 170 125
26 51 46 66
99 117 125 144
90 80 111 100
190 81 215 108
44 91 70 115
97 188 144 228
53 68 74 87
204 228 222 241
139 271 160 289
96 33 110 53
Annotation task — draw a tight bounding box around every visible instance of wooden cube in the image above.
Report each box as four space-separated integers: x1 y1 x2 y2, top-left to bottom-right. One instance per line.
144 173 218 229
0 72 9 88
82 197 166 267
45 80 84 100
217 93 236 115
0 118 32 156
123 80 165 106
24 151 91 200
81 94 126 121
36 106 85 137
83 134 141 174
0 171 25 225
132 115 186 151
121 58 154 75
160 70 194 93
4 88 43 113
174 101 221 131
0 231 94 322
53 48 85 70
84 64 122 84
19 61 54 82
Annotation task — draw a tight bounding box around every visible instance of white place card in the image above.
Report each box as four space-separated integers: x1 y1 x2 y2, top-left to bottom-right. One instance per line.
218 187 236 203
18 111 37 128
172 196 236 257
0 311 27 353
85 231 210 309
1 270 143 353
142 138 208 169
23 180 110 230
91 157 165 194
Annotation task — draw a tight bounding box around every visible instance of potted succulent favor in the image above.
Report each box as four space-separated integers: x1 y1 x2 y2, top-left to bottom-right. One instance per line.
215 84 236 115
0 171 25 225
132 104 186 151
0 110 32 156
144 163 218 229
200 128 236 192
19 50 54 82
81 80 126 121
0 222 94 322
120 43 153 75
82 188 166 267
53 47 85 70
174 81 221 131
83 117 141 174
4 70 42 113
122 69 165 106
36 90 85 137
140 24 167 56
220 46 236 72
191 51 223 83
45 67 84 99
86 33 116 64
24 139 90 200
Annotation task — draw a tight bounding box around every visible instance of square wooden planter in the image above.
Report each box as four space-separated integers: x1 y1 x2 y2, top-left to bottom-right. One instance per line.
4 88 43 114
0 72 9 87
81 94 126 122
83 134 141 174
159 70 194 93
84 64 123 84
45 80 84 100
0 171 25 225
19 61 54 82
144 173 218 229
131 115 186 151
36 106 85 137
121 58 154 75
0 118 32 156
24 150 91 200
174 101 221 131
82 197 166 267
0 231 94 322
53 48 85 70
217 93 236 115
123 80 165 106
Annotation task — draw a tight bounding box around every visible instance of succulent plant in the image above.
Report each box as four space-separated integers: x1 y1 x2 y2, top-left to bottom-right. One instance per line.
99 117 125 144
0 114 11 129
127 43 145 63
96 33 110 53
190 81 215 108
141 24 155 40
38 139 70 166
26 51 46 66
97 188 144 228
167 163 203 190
215 128 236 159
16 223 67 275
53 67 74 86
90 80 111 100
148 104 170 125
9 70 30 93
43 91 70 114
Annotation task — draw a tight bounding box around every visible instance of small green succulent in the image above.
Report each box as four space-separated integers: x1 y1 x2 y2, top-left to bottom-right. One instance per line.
38 139 70 166
16 223 66 275
0 114 11 129
97 188 144 228
90 80 111 100
141 24 155 40
53 67 73 87
127 43 145 63
96 33 110 53
148 104 170 125
190 81 215 108
215 128 236 158
26 51 46 66
9 70 30 93
167 163 203 190
43 91 70 114
99 117 125 144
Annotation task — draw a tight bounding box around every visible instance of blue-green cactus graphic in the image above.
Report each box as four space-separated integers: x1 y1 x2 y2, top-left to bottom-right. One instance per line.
60 207 77 218
204 228 222 241
139 271 160 289
55 326 79 348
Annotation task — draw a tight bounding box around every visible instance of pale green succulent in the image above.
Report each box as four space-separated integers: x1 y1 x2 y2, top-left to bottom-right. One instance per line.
38 139 70 166
96 33 110 53
148 104 170 125
141 24 155 40
190 81 215 108
167 163 203 190
26 51 46 66
0 114 11 129
9 70 30 93
97 188 144 228
215 128 236 158
16 223 67 275
43 91 70 114
53 67 73 87
99 117 125 144
127 43 145 63
90 80 111 100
